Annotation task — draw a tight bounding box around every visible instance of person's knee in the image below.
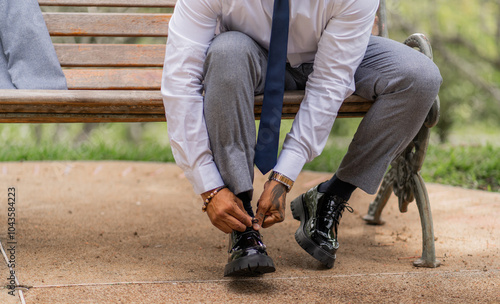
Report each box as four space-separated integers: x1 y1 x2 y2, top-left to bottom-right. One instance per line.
395 52 442 106
361 37 442 105
204 32 260 115
413 56 442 97
205 32 259 82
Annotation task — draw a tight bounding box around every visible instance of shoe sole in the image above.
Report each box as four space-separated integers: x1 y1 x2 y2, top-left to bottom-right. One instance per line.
291 194 335 269
224 254 275 277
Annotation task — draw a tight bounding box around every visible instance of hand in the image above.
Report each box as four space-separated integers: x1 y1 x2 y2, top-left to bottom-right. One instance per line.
253 180 287 230
202 188 252 234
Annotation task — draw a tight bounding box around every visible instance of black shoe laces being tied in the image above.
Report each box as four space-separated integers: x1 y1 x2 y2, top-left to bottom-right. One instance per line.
230 228 264 253
236 228 260 241
331 198 354 236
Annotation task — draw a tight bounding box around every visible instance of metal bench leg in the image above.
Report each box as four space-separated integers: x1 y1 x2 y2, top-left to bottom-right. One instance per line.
363 128 441 267
412 173 441 267
362 33 441 267
363 123 441 268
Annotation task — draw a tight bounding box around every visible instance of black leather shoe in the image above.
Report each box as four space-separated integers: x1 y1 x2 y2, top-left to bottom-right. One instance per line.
291 185 353 268
224 228 275 277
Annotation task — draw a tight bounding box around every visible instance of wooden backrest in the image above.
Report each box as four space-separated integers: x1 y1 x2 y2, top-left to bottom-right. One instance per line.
39 0 173 90
39 0 386 91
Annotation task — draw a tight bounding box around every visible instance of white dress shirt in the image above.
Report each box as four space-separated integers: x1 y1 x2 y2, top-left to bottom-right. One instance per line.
161 0 379 194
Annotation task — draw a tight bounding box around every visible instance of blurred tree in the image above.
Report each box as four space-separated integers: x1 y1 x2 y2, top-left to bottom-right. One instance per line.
387 0 500 142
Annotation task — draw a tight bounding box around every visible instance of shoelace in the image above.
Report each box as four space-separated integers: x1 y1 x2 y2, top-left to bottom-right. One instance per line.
332 201 354 236
230 229 264 253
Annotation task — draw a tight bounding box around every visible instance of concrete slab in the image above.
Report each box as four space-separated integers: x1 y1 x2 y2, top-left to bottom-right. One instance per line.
0 161 498 303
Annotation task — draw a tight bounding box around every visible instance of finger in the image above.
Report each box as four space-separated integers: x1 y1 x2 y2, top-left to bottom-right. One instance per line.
214 221 233 234
229 201 253 228
206 206 234 234
207 212 232 234
253 203 267 231
262 212 285 228
206 193 246 227
224 215 248 232
209 207 247 233
231 197 253 227
209 211 243 233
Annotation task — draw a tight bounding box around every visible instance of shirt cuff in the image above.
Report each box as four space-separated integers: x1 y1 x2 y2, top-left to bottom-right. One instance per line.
184 162 225 195
273 149 307 182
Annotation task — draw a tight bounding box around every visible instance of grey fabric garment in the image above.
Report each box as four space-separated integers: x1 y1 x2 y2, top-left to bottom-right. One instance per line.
0 0 67 89
203 32 314 197
203 32 442 196
337 35 442 193
203 32 266 197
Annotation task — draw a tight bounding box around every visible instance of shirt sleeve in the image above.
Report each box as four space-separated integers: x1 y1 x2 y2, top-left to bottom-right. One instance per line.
274 0 379 181
161 0 224 194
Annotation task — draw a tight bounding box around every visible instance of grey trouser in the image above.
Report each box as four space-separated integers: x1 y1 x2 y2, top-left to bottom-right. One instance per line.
0 0 67 89
203 32 442 196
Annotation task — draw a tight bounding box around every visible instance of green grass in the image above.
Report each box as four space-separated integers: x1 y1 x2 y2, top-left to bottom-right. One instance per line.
0 123 175 163
1 122 498 192
422 144 500 192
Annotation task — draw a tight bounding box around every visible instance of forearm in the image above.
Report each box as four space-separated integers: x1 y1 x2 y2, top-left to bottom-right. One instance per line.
161 0 222 194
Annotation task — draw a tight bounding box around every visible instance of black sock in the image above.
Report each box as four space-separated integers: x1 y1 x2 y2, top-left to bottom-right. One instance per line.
236 191 254 217
318 174 357 201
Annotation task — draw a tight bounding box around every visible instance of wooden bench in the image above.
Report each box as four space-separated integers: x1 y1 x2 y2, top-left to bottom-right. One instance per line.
0 0 440 267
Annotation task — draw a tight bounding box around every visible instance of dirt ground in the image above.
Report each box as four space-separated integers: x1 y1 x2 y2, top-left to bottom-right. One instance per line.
0 161 498 303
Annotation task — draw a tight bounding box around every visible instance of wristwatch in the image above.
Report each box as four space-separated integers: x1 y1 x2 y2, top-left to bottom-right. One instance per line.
268 171 294 193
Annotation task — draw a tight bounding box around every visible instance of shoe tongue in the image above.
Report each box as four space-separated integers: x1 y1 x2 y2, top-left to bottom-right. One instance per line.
233 228 257 240
229 229 265 254
245 227 255 233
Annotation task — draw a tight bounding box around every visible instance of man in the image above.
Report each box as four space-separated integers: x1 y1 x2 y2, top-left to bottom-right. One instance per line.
0 0 66 89
162 0 442 276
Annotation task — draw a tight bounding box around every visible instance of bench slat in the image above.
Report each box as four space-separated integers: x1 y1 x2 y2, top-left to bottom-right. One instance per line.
56 44 165 67
44 13 170 36
0 113 166 123
64 69 162 90
0 90 372 123
39 0 175 7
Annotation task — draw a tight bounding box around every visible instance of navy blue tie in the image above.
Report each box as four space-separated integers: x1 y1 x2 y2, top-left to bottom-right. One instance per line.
254 0 290 174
